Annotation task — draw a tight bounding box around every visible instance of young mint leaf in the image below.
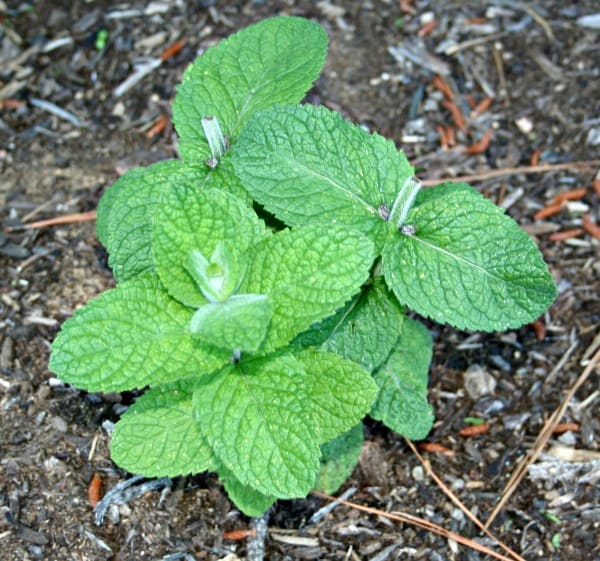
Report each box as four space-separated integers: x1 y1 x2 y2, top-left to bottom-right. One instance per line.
49 275 230 392
315 424 364 494
293 348 377 443
110 379 216 478
382 184 557 331
371 317 434 440
172 16 327 163
218 463 276 517
240 225 375 353
152 185 267 308
97 160 209 282
231 104 414 251
295 278 405 373
193 354 321 498
190 294 272 352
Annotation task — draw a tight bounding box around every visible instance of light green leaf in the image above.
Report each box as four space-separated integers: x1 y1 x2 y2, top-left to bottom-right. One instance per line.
173 16 327 163
96 160 208 282
152 185 267 307
294 349 377 443
231 104 414 251
190 294 272 352
295 278 405 373
111 379 216 477
240 225 375 353
186 242 246 303
371 318 434 440
382 184 557 331
218 463 276 517
49 275 229 392
97 161 248 283
193 354 321 498
315 424 364 494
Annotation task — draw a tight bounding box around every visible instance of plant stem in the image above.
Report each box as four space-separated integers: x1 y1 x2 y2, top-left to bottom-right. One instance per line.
389 176 422 228
201 116 227 167
247 510 270 561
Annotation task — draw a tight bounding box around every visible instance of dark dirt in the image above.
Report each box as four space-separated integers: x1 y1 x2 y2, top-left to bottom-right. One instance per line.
1 1 599 560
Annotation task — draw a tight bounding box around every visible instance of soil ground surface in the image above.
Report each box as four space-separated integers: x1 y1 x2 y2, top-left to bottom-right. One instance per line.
1 1 599 560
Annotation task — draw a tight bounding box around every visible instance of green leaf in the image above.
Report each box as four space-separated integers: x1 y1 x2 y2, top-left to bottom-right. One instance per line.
240 225 375 353
293 349 378 443
371 318 434 440
382 184 557 331
152 185 267 308
231 104 414 251
186 242 246 303
193 354 321 498
190 294 272 352
315 424 364 494
49 275 230 392
295 278 405 373
218 463 276 517
96 160 209 282
110 379 216 477
173 16 328 163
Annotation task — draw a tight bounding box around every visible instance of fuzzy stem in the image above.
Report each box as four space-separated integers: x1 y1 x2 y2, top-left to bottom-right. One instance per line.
389 176 422 229
201 116 227 165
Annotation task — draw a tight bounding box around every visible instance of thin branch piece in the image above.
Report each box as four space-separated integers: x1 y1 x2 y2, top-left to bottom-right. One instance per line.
404 438 525 561
15 210 97 230
420 160 600 187
311 490 521 561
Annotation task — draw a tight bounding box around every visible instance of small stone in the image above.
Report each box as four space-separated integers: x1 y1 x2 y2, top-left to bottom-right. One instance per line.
515 116 533 134
411 465 424 481
463 364 497 399
112 101 126 117
558 431 577 446
51 416 68 432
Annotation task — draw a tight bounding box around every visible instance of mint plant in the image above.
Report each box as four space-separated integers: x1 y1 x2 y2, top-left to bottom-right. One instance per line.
50 16 556 517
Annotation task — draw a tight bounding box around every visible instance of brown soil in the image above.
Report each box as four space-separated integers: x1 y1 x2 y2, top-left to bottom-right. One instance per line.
1 1 598 560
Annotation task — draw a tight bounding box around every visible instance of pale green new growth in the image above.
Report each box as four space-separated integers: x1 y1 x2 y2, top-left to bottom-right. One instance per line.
152 185 267 307
50 15 557 518
190 294 272 352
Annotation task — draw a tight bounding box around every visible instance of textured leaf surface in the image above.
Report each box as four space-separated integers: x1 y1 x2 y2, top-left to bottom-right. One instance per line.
232 104 413 250
295 278 405 372
218 464 276 517
294 349 377 443
193 355 321 498
315 424 364 494
49 275 229 392
190 294 272 351
371 318 434 440
111 380 216 477
240 225 375 352
382 184 557 331
152 185 267 307
173 16 327 162
96 160 208 282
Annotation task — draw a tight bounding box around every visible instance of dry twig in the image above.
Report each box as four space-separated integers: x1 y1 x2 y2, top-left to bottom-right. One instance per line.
404 439 525 561
311 490 522 561
420 160 600 186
